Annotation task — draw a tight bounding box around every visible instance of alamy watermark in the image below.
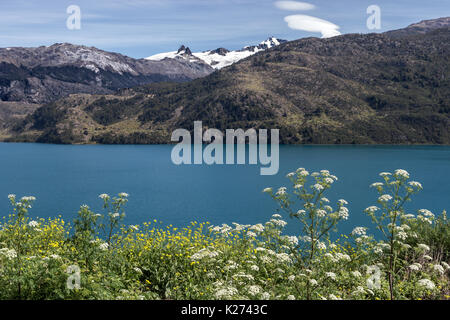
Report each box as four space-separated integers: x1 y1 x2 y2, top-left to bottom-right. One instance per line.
66 265 81 290
367 5 381 30
171 121 280 176
66 5 81 30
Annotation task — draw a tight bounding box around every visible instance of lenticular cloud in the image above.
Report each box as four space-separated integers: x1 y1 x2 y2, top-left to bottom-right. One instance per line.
284 14 341 38
274 1 316 11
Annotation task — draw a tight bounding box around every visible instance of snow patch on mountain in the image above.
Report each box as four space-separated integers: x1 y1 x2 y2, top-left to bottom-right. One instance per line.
146 37 286 69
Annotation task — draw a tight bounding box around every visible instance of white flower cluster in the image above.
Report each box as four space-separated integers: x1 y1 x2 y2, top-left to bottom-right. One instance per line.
249 223 264 233
409 263 422 271
394 169 410 179
417 209 434 225
325 272 336 280
408 181 423 189
0 248 17 260
191 248 220 261
269 218 287 228
352 227 367 236
324 252 351 263
378 194 393 202
214 286 238 299
275 187 287 196
418 279 435 290
338 207 349 220
247 285 262 296
99 242 109 251
210 224 233 236
28 220 39 228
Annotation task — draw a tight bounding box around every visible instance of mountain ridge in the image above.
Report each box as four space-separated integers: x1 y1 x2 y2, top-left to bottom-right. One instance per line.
0 43 214 105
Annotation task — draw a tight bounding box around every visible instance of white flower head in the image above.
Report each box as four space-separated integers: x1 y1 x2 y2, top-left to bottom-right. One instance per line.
408 181 423 189
28 220 39 228
416 243 430 252
325 272 336 280
313 184 324 192
99 242 109 251
418 279 435 290
394 169 410 179
352 227 367 236
99 194 110 200
409 263 422 271
378 194 393 202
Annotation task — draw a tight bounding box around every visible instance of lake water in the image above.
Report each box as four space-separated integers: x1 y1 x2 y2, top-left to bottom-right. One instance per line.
0 143 449 237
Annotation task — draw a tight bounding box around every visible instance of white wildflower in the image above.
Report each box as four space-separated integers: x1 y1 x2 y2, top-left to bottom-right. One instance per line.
394 169 409 179
352 227 367 236
408 181 423 189
261 292 271 300
214 287 238 299
370 182 383 188
432 264 445 275
418 279 435 290
417 243 430 252
313 184 324 192
247 231 257 238
351 271 362 278
316 209 327 218
409 263 422 271
365 206 379 213
338 207 349 220
248 285 262 296
28 220 39 228
378 194 393 202
0 248 17 260
325 272 336 280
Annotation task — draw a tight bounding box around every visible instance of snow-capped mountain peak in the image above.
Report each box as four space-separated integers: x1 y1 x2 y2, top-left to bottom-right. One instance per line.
145 37 287 69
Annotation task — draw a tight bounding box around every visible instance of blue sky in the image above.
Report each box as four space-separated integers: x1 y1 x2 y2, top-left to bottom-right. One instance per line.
0 0 448 58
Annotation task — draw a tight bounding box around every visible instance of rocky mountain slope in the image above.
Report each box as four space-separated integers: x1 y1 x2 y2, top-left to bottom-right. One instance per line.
146 37 287 69
0 43 213 104
4 18 450 145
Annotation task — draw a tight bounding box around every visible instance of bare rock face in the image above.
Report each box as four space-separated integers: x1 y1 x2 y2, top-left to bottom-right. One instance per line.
0 43 214 104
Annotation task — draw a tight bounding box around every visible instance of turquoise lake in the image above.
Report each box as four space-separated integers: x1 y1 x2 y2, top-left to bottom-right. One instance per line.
0 143 449 236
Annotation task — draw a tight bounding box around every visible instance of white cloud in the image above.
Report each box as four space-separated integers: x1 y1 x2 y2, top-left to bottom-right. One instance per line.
284 14 341 38
274 1 315 11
